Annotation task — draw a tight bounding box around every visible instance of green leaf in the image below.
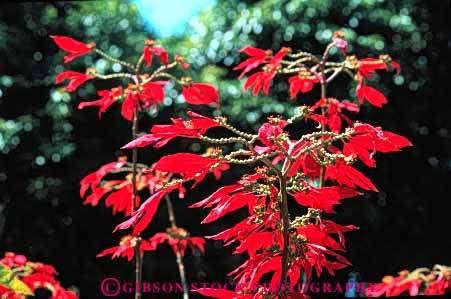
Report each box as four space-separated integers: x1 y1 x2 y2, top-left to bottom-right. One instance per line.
0 264 33 296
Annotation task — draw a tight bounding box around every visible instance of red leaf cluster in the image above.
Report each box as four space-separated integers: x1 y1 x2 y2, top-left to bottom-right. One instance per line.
50 35 95 63
0 252 79 299
52 35 220 121
366 265 451 297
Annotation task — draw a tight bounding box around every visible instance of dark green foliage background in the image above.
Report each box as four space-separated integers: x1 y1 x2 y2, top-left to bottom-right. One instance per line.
0 1 449 298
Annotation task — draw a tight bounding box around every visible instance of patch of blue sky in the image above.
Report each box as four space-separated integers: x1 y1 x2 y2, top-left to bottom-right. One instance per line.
134 0 216 37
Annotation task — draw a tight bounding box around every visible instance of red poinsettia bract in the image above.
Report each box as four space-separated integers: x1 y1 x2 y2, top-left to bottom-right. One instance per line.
344 123 413 168
70 32 419 299
51 35 221 123
143 39 169 68
80 157 140 216
78 86 122 117
288 70 320 99
311 98 359 133
55 71 93 92
97 235 154 261
182 83 220 107
257 117 289 148
122 111 222 149
242 47 291 95
50 35 95 63
149 227 205 257
365 265 451 297
233 46 273 79
346 54 401 108
120 81 168 121
0 252 79 299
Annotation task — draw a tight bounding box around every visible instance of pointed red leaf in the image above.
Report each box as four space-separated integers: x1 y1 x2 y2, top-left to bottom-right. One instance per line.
356 85 387 108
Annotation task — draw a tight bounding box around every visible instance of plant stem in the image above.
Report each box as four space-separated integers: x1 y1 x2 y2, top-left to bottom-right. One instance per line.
164 194 190 299
94 49 135 70
300 46 331 295
131 105 143 299
279 175 290 290
317 43 332 190
319 79 327 189
243 136 288 293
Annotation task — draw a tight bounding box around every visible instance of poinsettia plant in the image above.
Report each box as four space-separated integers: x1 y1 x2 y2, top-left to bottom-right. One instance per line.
111 32 413 299
51 31 443 299
51 35 218 299
365 265 451 296
0 252 78 299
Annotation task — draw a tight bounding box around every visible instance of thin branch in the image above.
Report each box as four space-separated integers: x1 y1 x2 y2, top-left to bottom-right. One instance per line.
220 122 255 140
326 65 345 84
152 72 182 84
131 105 143 299
131 71 143 299
94 73 134 80
198 135 248 145
135 54 145 73
299 48 331 294
94 49 135 71
144 62 178 83
279 175 290 290
164 194 189 299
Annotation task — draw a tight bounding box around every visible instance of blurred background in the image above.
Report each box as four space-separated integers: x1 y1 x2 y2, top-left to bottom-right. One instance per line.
0 0 449 298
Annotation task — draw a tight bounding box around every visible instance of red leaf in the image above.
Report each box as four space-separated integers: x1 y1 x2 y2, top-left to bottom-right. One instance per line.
143 46 153 67
358 58 387 78
80 159 125 198
122 112 221 149
186 111 222 133
258 123 284 146
326 162 378 192
234 46 272 79
78 87 121 117
293 186 360 213
320 219 359 247
143 45 169 68
182 83 219 106
97 237 155 261
189 184 242 209
149 232 170 249
233 231 274 257
55 71 92 92
298 224 344 252
141 81 166 106
346 124 412 167
96 246 119 259
376 131 413 152
194 288 239 298
114 190 166 236
344 139 375 167
152 46 169 67
391 61 401 76
50 35 95 63
153 153 218 183
105 184 138 216
121 91 138 121
356 84 387 108
201 192 259 224
83 186 110 206
243 71 275 96
288 74 318 99
121 134 162 149
189 237 206 254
